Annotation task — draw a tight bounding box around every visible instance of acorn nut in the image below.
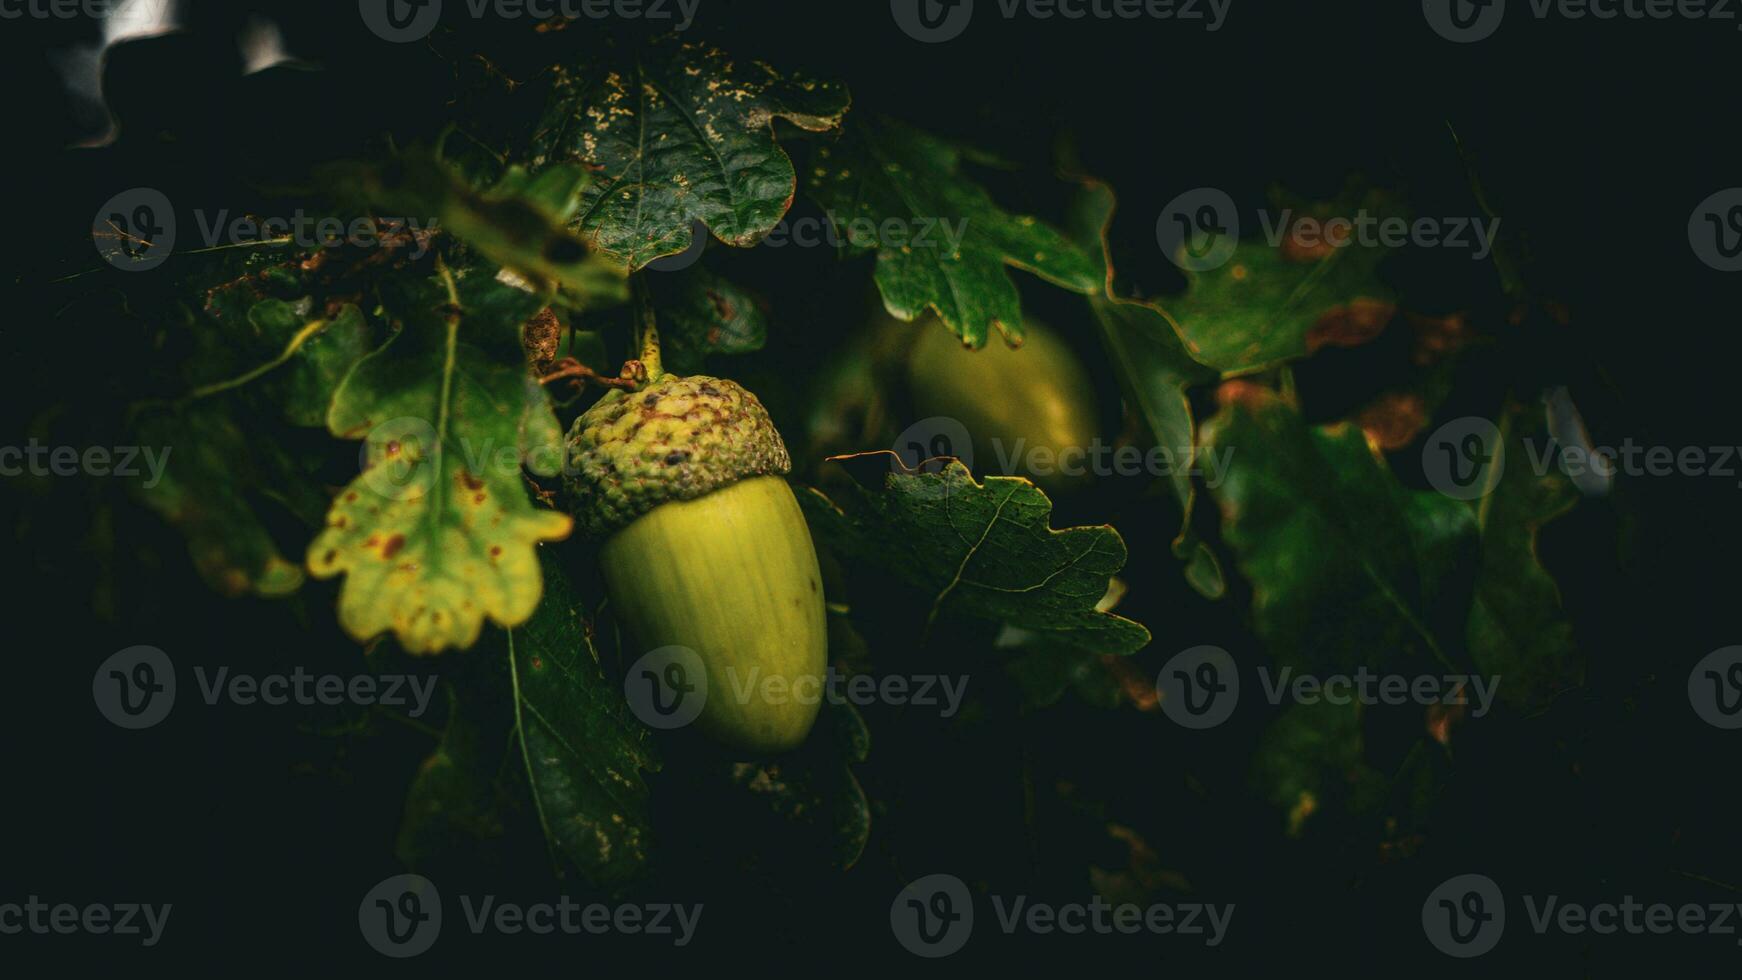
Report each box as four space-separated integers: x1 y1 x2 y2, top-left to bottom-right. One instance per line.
565 374 826 752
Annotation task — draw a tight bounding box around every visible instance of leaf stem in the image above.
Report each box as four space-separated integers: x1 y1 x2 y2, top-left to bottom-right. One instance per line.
182 316 331 402
630 272 663 382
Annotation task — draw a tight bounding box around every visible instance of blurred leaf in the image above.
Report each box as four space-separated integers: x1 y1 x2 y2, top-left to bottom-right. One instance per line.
1158 191 1399 376
800 453 1150 654
1254 701 1453 841
246 300 377 427
396 683 509 869
1071 180 1224 598
1005 638 1124 709
808 115 1100 348
725 699 871 870
129 403 306 598
528 36 849 270
1251 700 1374 836
1467 399 1580 708
651 266 769 374
306 271 573 654
508 549 659 886
328 151 627 306
1201 383 1476 672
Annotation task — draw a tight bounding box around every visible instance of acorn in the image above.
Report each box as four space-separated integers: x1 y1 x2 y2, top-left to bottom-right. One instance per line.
565 374 826 752
903 314 1101 496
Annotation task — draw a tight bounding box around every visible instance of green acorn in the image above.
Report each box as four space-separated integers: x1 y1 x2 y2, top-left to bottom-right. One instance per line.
904 314 1100 496
566 374 826 752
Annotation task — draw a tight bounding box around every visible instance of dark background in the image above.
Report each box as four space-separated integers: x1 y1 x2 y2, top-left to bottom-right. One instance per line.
2 0 1738 970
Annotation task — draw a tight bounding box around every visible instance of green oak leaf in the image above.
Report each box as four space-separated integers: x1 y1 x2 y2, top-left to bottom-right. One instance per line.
508 549 659 885
807 115 1101 348
306 270 573 654
799 453 1150 654
1070 180 1225 598
1158 191 1400 376
651 266 769 374
1201 383 1476 672
1468 399 1580 708
527 36 849 270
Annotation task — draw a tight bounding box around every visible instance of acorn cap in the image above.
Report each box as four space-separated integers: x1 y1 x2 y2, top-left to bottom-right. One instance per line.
564 375 791 539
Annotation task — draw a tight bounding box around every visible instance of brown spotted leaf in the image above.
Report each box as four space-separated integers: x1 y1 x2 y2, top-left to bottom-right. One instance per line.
306 271 572 653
